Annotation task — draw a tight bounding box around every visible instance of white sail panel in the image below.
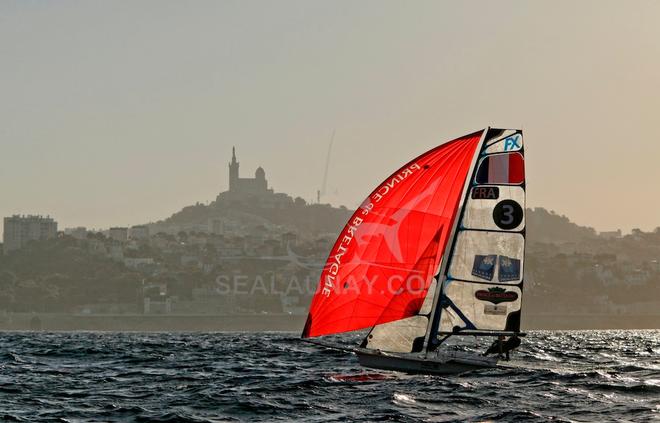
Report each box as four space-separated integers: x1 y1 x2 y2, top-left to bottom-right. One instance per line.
448 231 524 284
483 133 523 154
434 128 526 337
365 278 437 352
485 129 518 146
365 315 428 353
440 281 522 331
463 186 525 232
418 278 437 314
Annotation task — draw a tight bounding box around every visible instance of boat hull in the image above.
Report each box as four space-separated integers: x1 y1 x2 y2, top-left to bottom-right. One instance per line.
357 349 498 375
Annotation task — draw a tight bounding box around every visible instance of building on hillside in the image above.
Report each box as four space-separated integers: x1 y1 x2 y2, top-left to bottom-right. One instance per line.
108 227 129 242
108 244 124 261
124 257 155 269
129 225 150 241
209 218 223 235
625 268 650 286
142 281 172 314
282 232 298 248
3 215 58 254
228 146 270 194
216 147 294 209
651 259 659 272
65 227 88 240
600 230 622 239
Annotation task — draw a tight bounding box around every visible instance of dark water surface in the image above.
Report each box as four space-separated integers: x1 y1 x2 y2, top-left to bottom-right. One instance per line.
0 330 658 422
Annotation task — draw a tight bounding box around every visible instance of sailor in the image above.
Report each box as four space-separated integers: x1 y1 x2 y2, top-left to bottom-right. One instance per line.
484 335 521 361
502 335 521 360
484 335 505 358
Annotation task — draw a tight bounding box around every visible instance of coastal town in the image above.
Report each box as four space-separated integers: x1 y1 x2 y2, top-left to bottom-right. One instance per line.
1 149 659 330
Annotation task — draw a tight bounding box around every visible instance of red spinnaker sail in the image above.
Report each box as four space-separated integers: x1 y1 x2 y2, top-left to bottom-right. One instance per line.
302 132 482 338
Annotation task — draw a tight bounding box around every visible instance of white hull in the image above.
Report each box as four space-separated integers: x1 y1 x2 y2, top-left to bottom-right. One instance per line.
356 348 498 375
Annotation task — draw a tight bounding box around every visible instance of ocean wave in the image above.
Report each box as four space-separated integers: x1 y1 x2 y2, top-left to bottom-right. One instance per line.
0 330 657 422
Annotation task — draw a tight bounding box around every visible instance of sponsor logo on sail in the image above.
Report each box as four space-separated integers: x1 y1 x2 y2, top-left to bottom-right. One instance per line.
472 254 496 281
475 287 518 304
504 134 521 151
498 255 521 282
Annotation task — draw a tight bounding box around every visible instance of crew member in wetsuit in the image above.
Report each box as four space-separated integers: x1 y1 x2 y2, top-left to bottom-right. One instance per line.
483 335 521 361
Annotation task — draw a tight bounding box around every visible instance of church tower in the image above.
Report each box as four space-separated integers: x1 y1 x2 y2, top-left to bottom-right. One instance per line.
255 166 267 191
229 146 239 191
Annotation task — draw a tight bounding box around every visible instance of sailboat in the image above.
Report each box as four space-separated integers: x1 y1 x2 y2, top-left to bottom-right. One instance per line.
302 128 526 375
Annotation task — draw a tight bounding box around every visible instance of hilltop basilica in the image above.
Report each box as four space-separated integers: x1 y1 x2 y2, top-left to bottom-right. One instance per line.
228 147 271 195
216 147 294 208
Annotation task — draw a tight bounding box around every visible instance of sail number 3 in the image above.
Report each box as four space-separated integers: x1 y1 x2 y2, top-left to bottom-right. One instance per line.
492 200 523 230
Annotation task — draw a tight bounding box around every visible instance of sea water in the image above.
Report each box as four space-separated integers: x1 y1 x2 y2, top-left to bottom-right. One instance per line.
0 330 657 422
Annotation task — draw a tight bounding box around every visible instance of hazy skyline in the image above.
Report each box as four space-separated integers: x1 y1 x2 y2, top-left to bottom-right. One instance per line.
1 0 659 236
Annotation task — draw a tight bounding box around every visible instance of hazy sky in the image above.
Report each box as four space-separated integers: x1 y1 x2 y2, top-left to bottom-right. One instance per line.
1 0 659 237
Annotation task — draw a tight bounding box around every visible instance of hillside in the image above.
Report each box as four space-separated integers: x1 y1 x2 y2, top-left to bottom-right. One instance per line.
2 191 658 329
526 207 598 244
149 196 352 238
152 197 602 245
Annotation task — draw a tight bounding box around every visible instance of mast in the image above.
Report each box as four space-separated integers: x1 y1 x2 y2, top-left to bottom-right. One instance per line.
423 128 489 353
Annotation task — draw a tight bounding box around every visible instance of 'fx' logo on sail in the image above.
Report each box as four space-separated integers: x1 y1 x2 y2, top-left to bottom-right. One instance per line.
504 135 521 151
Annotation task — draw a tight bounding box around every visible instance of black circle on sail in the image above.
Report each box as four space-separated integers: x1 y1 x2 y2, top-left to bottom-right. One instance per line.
492 200 523 230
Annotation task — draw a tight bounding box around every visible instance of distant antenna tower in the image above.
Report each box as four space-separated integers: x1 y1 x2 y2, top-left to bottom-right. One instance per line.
319 129 335 203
